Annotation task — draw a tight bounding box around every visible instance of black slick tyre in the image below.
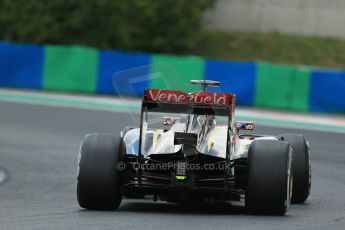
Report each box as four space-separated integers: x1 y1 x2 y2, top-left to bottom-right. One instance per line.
77 133 123 210
245 139 293 215
278 134 311 203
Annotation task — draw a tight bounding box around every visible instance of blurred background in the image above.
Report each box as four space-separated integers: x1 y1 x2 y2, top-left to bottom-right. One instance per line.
0 0 344 114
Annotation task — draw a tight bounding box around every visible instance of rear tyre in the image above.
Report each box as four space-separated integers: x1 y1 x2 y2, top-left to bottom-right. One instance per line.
77 133 123 210
245 140 292 215
278 134 311 203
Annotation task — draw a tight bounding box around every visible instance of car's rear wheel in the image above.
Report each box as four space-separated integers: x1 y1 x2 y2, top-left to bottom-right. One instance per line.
77 133 123 210
245 139 292 215
278 134 311 203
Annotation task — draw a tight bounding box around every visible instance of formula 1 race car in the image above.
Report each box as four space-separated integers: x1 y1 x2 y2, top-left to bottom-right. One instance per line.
77 80 311 215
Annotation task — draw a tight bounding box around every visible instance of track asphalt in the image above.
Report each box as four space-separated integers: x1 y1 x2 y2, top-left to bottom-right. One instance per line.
0 95 345 229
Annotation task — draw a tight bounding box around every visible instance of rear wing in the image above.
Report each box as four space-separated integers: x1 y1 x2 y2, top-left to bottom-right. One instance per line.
143 89 235 116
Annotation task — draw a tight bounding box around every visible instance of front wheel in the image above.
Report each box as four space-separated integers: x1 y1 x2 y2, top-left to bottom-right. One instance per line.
245 140 293 215
77 133 123 210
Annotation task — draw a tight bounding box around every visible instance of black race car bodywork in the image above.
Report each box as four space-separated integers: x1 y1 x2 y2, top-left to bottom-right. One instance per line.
77 80 311 215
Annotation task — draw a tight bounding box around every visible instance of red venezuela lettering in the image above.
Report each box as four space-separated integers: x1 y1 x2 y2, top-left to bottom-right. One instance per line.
189 92 231 106
145 89 231 106
146 89 187 103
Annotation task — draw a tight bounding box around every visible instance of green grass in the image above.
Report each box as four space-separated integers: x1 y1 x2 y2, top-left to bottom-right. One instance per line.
187 31 345 68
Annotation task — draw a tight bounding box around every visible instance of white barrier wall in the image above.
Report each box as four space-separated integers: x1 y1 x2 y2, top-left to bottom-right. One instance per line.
203 0 345 38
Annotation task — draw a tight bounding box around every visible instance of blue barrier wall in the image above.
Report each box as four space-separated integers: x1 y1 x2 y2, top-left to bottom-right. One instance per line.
0 40 345 114
204 60 256 106
97 51 150 96
0 42 43 89
310 69 345 113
